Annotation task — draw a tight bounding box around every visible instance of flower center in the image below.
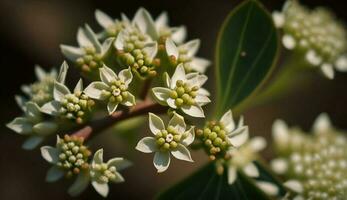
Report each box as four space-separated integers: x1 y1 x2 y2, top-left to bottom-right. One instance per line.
91 163 118 184
76 46 103 73
155 126 186 151
170 80 199 107
102 79 130 104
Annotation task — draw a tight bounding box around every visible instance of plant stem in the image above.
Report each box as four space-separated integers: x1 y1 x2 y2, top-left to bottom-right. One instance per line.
71 100 167 140
139 79 152 100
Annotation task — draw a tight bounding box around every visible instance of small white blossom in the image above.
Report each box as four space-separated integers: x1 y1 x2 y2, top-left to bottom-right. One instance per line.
152 64 210 118
84 65 136 115
273 0 347 79
7 102 57 150
41 70 95 124
61 25 113 76
165 38 210 73
89 149 131 197
135 113 194 173
95 9 131 39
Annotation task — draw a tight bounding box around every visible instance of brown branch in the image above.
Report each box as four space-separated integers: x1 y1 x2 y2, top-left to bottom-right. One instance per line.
71 100 167 140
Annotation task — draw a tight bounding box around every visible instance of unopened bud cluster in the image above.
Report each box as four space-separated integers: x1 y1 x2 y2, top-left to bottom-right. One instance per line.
105 21 128 38
76 46 103 73
196 121 230 160
101 79 130 103
170 80 198 108
155 125 187 151
29 77 55 106
59 92 95 124
281 1 347 63
56 135 91 177
118 28 157 77
91 163 118 183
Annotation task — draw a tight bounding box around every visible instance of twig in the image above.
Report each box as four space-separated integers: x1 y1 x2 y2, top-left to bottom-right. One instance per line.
71 100 166 140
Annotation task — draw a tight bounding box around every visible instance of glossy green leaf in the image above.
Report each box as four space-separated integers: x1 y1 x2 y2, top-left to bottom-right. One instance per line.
156 162 270 200
215 0 279 116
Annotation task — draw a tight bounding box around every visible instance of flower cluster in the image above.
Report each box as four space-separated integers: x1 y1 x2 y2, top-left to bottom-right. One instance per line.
41 135 130 197
273 0 347 79
271 113 347 199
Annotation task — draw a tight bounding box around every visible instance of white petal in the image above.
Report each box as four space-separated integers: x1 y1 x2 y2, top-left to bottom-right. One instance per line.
335 56 347 72
163 72 171 87
34 65 47 81
181 105 205 118
92 181 109 197
228 127 249 147
22 136 44 150
182 126 195 146
114 30 126 50
143 42 158 60
171 26 187 44
54 82 70 101
272 11 285 28
40 101 61 116
243 163 259 177
113 172 125 183
166 98 177 109
284 180 303 193
84 82 109 100
220 110 236 132
155 11 168 29
190 57 210 73
133 7 158 39
249 137 267 152
101 37 115 55
74 79 83 93
282 34 296 49
168 112 186 133
21 85 31 96
270 158 288 174
7 117 32 135
272 119 289 145
107 158 132 171
118 67 133 86
256 181 279 196
305 50 322 66
84 24 102 52
25 102 41 121
121 93 135 107
33 122 57 136
107 101 118 115
170 64 186 88
227 166 237 185
321 63 334 79
46 166 64 182
68 172 90 197
121 13 130 23
312 113 331 134
148 113 165 135
195 94 211 106
40 146 59 164
198 88 210 96
135 137 158 153
15 95 27 111
60 45 84 61
77 27 93 47
95 9 114 29
92 149 104 165
165 38 178 58
57 61 69 84
153 151 170 173
171 144 193 162
181 39 200 57
100 65 117 85
151 87 170 105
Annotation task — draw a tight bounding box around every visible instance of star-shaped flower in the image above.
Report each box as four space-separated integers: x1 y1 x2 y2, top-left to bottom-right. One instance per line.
7 102 57 150
166 38 210 73
152 64 210 118
84 65 136 115
136 113 194 173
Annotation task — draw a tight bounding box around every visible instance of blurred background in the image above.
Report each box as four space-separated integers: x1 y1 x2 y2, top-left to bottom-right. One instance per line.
0 0 346 199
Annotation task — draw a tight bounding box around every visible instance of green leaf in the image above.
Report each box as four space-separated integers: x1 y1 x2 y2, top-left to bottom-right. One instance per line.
156 162 270 200
215 0 279 116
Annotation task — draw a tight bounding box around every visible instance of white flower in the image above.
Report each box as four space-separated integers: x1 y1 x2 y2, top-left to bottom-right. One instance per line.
152 64 210 118
95 9 131 38
89 149 131 197
60 24 113 75
273 0 347 79
17 62 68 108
84 65 136 115
41 74 95 124
271 113 347 199
135 113 194 173
196 110 249 160
7 102 57 150
165 38 210 73
227 136 279 196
